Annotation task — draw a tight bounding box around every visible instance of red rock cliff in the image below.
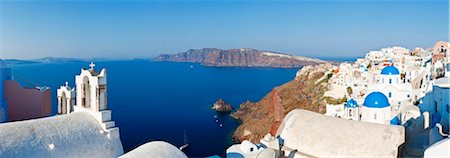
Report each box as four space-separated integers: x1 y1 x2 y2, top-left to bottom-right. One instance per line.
230 63 334 143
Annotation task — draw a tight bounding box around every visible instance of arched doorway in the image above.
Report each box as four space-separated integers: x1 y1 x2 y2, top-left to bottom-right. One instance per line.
82 76 91 108
61 92 67 114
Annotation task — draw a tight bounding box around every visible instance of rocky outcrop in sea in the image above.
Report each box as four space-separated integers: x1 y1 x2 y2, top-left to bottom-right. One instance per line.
211 98 233 113
153 48 327 68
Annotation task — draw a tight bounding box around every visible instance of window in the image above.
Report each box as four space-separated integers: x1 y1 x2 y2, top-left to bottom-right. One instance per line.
250 147 254 152
389 92 392 98
349 109 352 117
434 101 438 112
389 78 392 84
374 114 377 120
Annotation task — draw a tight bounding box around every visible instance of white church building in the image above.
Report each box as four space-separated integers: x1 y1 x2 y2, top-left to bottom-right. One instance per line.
57 62 118 139
326 66 409 125
326 91 399 125
360 92 392 124
368 65 412 106
343 99 359 121
57 82 75 115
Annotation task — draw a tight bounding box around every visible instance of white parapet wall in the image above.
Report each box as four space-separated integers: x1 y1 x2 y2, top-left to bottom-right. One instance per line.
424 137 450 158
120 141 187 158
73 106 111 124
0 112 124 157
275 109 405 158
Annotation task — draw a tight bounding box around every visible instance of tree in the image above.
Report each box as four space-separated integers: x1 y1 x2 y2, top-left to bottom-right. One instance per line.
327 73 333 79
347 87 353 96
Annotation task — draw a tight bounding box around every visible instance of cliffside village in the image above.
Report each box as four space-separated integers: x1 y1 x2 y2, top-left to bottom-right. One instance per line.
0 41 448 158
224 41 450 158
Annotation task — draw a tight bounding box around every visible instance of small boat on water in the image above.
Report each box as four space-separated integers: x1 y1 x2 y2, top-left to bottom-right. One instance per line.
179 144 188 151
179 130 189 151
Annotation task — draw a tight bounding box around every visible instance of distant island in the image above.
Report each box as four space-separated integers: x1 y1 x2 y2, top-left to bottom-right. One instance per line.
2 57 114 65
153 48 327 68
3 49 329 68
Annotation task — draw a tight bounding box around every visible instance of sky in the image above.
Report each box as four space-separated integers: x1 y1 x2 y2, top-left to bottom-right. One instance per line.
0 0 448 59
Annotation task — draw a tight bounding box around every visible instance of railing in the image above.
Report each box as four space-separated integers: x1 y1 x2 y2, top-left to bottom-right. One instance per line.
281 146 317 158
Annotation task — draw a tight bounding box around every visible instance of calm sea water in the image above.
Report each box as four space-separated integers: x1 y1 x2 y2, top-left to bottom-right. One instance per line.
9 60 298 157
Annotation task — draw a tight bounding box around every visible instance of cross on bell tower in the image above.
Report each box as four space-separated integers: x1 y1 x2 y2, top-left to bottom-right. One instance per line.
89 62 95 70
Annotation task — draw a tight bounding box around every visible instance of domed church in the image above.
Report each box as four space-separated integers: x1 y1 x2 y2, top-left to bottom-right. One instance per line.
369 65 412 106
381 65 400 84
360 92 391 124
343 99 359 120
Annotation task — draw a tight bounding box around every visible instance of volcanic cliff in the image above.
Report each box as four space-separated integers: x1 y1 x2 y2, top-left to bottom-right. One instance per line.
230 63 334 143
153 48 326 68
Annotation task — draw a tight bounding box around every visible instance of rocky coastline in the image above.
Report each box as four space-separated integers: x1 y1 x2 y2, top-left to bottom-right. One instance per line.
230 63 334 143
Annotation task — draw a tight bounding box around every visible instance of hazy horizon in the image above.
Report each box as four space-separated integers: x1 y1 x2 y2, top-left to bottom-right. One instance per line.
1 0 448 60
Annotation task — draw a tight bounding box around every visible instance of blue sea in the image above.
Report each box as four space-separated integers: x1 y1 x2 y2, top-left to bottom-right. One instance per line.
9 60 298 157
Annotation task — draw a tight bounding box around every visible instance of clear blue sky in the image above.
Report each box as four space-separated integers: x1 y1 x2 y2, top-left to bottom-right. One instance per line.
0 0 448 59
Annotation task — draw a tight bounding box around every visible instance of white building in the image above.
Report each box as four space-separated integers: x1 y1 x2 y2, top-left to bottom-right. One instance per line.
368 66 412 105
57 82 75 115
226 140 276 158
403 76 450 157
343 99 359 120
74 62 108 113
325 103 344 118
360 92 391 124
57 62 118 139
420 77 450 144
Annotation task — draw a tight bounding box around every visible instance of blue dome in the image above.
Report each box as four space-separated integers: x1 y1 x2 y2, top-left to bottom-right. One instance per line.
363 92 390 108
381 66 399 75
390 117 400 125
226 153 244 158
345 99 358 108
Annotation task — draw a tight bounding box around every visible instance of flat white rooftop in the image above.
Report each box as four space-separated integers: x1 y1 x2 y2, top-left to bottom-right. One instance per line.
0 112 124 158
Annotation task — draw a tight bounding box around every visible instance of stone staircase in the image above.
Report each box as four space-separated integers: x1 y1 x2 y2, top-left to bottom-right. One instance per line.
96 110 120 140
403 128 431 157
72 106 120 140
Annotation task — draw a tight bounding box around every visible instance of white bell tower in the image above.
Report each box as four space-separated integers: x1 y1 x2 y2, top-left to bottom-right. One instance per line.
57 62 119 139
74 62 108 112
57 81 75 114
